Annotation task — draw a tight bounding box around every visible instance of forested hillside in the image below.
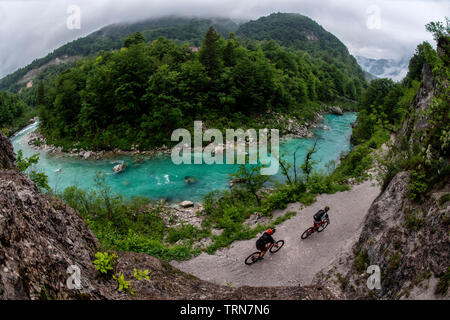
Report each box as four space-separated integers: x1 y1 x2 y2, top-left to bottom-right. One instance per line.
0 91 35 137
1 13 368 150
38 25 360 151
0 17 238 92
1 14 365 99
237 13 366 96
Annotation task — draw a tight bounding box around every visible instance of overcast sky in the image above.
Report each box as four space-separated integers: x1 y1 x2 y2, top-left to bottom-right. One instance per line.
0 0 448 78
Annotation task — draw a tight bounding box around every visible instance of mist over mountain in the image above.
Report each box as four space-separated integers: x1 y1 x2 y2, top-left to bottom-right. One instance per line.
356 55 411 82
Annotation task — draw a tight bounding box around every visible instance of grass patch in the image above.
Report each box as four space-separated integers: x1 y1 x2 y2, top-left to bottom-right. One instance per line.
435 267 450 296
353 243 370 273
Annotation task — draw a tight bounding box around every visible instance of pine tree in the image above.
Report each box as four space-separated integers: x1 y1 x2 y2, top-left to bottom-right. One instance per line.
199 27 221 76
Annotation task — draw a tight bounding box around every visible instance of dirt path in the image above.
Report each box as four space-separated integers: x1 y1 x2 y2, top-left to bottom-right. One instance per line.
171 180 381 287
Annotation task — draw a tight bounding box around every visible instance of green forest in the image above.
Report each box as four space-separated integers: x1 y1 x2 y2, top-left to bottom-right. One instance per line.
344 20 449 200
36 23 365 151
0 91 35 136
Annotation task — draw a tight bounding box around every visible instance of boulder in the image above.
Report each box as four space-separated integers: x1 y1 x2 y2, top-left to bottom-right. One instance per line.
184 176 197 185
329 106 343 115
113 163 125 173
179 200 194 208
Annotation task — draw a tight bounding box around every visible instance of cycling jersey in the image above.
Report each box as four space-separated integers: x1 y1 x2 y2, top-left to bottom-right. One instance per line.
313 209 328 223
256 232 274 251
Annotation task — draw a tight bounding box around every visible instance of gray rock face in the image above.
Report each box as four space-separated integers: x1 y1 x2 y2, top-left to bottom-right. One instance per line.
342 172 449 299
0 131 16 170
329 106 343 115
0 133 110 299
396 63 436 149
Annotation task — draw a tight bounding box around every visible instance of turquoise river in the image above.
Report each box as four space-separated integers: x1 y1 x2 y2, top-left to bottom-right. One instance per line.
10 113 356 202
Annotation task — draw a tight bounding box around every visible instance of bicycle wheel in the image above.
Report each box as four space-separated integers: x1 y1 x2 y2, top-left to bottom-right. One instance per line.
317 220 329 232
269 240 284 253
301 227 314 240
245 252 261 265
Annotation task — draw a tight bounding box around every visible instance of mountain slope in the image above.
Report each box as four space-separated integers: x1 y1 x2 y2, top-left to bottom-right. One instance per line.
0 16 238 93
236 13 365 82
1 13 365 95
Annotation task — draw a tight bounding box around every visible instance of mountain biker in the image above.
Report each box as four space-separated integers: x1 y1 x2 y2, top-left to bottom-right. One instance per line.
313 206 330 230
255 228 278 260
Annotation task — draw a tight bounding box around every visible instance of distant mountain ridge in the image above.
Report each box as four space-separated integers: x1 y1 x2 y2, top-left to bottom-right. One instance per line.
356 55 410 82
236 13 364 81
0 13 365 93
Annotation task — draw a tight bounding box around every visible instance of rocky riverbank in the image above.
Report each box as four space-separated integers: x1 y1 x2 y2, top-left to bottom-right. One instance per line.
22 107 347 161
25 129 172 160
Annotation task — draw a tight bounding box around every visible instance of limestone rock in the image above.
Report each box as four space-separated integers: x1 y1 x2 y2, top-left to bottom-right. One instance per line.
179 200 194 208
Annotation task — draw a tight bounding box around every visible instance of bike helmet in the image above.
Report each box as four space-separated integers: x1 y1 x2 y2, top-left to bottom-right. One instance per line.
324 206 330 212
267 228 274 235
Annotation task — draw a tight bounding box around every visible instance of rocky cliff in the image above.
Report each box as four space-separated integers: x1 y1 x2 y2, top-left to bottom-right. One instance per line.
314 61 449 299
0 130 338 300
0 130 111 299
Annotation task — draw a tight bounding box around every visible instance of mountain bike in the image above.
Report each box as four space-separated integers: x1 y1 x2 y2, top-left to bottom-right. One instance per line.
301 216 330 240
244 239 285 265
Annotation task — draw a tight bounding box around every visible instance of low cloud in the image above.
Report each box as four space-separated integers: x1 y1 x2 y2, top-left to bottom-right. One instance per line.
0 0 447 78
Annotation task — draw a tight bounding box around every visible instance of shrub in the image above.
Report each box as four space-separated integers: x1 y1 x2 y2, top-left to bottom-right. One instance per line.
133 268 150 282
307 173 349 194
261 182 306 215
409 169 428 201
435 267 450 296
353 244 370 273
167 224 203 244
93 252 118 276
113 272 134 295
332 144 373 182
407 212 425 231
439 193 450 206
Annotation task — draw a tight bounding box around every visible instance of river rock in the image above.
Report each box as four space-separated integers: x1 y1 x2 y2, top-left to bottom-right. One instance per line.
179 200 194 208
113 163 125 173
329 106 343 115
184 176 197 185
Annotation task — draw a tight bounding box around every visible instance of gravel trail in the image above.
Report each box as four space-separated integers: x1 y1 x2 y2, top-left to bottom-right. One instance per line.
171 180 380 287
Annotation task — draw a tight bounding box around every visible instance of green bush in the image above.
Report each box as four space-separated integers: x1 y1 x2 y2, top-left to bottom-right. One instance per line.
436 267 450 296
407 211 425 231
332 144 373 182
409 169 428 201
93 252 118 276
307 173 349 194
353 244 370 273
133 268 150 282
261 182 306 215
113 272 134 295
439 193 450 206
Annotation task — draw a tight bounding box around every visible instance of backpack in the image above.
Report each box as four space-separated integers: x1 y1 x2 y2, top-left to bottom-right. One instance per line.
314 209 326 223
256 232 270 248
